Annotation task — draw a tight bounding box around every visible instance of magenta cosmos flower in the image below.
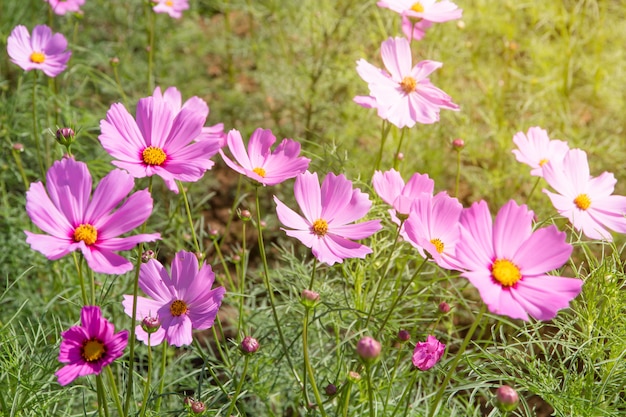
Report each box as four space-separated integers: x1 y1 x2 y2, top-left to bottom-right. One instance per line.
542 149 626 241
356 37 459 128
274 171 382 265
512 126 569 177
56 306 129 386
122 250 226 347
25 157 160 274
454 200 582 321
46 0 85 15
377 0 463 41
412 335 445 370
99 86 221 193
220 128 311 186
372 169 434 217
7 25 71 77
152 0 189 19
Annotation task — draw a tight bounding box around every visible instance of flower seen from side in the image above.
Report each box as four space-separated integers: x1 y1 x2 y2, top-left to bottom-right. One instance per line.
99 86 221 193
542 148 626 241
152 0 189 19
454 200 582 321
274 171 382 265
25 157 160 274
46 0 85 15
372 168 434 218
122 250 226 347
56 306 129 386
220 128 311 186
512 126 569 177
377 0 463 41
356 37 459 128
412 335 445 370
7 25 71 77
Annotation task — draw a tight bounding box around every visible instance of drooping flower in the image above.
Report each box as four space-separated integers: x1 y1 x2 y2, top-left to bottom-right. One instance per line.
220 128 311 186
56 306 129 386
377 0 463 41
45 0 85 15
412 335 445 370
372 168 434 218
152 0 189 19
25 157 160 274
542 148 626 241
274 171 382 265
454 200 582 321
7 25 71 77
512 126 569 177
404 191 463 270
356 37 459 128
122 250 226 347
99 86 221 193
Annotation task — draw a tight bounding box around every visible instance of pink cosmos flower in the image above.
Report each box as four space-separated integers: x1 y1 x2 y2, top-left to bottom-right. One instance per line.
99 86 221 193
56 306 129 386
220 128 311 186
542 149 626 241
372 169 434 217
152 0 189 19
274 171 382 265
404 191 463 270
122 250 226 347
46 0 85 15
454 200 583 321
512 126 569 177
412 335 445 371
377 0 463 41
25 158 160 274
7 25 71 77
356 37 459 128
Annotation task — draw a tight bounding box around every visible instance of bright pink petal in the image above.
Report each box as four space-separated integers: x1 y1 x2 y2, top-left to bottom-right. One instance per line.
380 37 412 80
274 196 311 231
513 276 583 320
164 315 193 347
492 200 533 260
84 169 135 224
25 181 73 238
514 226 572 275
94 189 154 239
294 171 322 222
46 158 92 227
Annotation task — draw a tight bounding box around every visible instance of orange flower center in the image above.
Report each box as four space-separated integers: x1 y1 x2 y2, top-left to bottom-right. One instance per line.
400 76 417 93
170 299 188 317
430 238 444 254
538 158 549 166
410 2 424 13
142 146 167 166
82 339 106 362
491 259 521 287
574 194 591 210
312 219 328 236
165 0 174 5
74 224 98 245
253 167 266 177
30 52 45 63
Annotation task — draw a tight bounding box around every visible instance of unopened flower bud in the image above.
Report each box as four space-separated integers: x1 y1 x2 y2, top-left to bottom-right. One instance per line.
241 336 259 354
110 57 120 66
209 229 219 240
184 396 194 407
12 143 24 152
452 138 465 150
438 301 451 314
397 329 411 342
347 371 361 383
56 127 75 147
301 289 320 308
232 254 241 263
141 250 155 263
324 383 337 396
141 316 161 334
191 400 206 414
356 336 381 363
239 209 252 221
495 385 519 412
260 220 267 229
396 152 404 161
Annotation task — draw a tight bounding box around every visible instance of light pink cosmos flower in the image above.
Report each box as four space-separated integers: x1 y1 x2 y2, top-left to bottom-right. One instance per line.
46 0 85 15
152 0 189 19
274 171 382 266
56 306 128 386
377 0 463 41
542 149 626 241
7 25 71 77
454 200 582 321
372 168 434 217
220 128 311 186
412 335 445 371
404 191 463 270
512 126 569 177
356 37 459 128
99 86 221 193
25 158 160 274
122 250 226 347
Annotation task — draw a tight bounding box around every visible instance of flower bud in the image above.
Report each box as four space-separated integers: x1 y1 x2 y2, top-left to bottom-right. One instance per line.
301 289 320 309
56 127 75 147
110 56 120 66
347 371 361 383
324 383 337 396
191 400 206 414
239 209 252 221
438 301 451 314
141 316 161 334
241 336 259 354
184 396 195 407
141 250 156 263
452 138 465 150
209 229 219 241
397 329 411 342
231 254 241 263
12 143 24 152
495 385 519 412
259 220 267 229
396 152 404 161
356 336 381 363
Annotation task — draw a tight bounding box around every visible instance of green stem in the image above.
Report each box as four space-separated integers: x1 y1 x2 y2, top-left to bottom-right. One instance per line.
72 253 88 306
139 335 153 417
112 63 128 105
383 345 405 413
393 128 406 170
427 304 487 417
11 148 29 190
178 180 201 254
365 363 375 417
106 366 124 417
88 264 96 305
390 370 418 417
374 120 390 172
212 239 236 292
146 6 156 92
524 176 542 205
96 374 107 417
31 71 45 180
237 220 248 336
226 355 250 417
303 308 328 417
308 258 318 290
454 150 461 198
155 342 168 413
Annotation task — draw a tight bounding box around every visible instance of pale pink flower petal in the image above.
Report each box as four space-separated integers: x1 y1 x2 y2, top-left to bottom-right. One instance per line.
377 0 462 41
152 0 189 19
512 127 569 177
7 25 71 77
46 0 85 15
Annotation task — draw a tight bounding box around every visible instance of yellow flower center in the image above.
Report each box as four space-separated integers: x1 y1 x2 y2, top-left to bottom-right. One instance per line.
400 76 417 94
253 167 266 177
29 52 45 63
82 339 106 362
491 259 522 287
538 158 549 166
74 224 98 246
410 2 424 13
142 146 167 166
574 194 591 210
165 0 173 5
430 238 444 254
170 299 188 317
312 219 328 236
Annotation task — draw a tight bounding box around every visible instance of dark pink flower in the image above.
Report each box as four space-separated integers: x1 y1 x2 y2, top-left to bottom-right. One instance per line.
7 25 71 77
412 335 445 370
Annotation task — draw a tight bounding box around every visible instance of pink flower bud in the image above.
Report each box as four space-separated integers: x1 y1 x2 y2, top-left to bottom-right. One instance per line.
324 384 337 396
438 301 451 313
412 335 445 370
12 143 24 152
239 209 252 221
241 336 259 354
301 289 320 308
452 138 465 150
141 250 156 263
495 385 519 412
141 316 161 334
191 400 206 414
397 329 411 342
356 336 381 363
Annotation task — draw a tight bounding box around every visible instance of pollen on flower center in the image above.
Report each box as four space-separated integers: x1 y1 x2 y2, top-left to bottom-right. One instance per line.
430 238 444 254
491 259 522 287
410 2 424 13
574 194 591 210
538 158 549 166
29 52 45 63
165 0 173 5
74 224 98 245
400 76 417 93
312 219 329 236
253 167 266 178
142 146 167 166
170 299 188 317
82 339 106 362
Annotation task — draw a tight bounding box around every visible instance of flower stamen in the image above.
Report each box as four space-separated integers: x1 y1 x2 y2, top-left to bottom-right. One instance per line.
82 339 106 362
491 259 522 287
142 146 167 166
74 224 98 245
574 194 591 210
430 238 444 254
170 299 188 317
30 52 45 63
410 2 424 13
400 76 417 93
312 219 329 236
253 167 266 178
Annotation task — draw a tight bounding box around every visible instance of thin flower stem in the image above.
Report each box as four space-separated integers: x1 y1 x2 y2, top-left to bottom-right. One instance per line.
454 150 461 198
226 355 250 417
427 304 487 417
212 240 237 292
96 374 107 417
155 342 168 413
393 128 407 170
383 345 406 413
308 258 318 290
303 308 328 417
340 381 352 417
374 120 390 172
146 6 156 93
139 336 153 417
73 253 88 306
31 71 45 180
390 370 418 417
11 146 30 190
365 363 375 417
106 366 124 417
192 338 231 396
88 265 96 305
524 176 542 205
237 221 248 335
112 63 128 106
178 180 201 254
